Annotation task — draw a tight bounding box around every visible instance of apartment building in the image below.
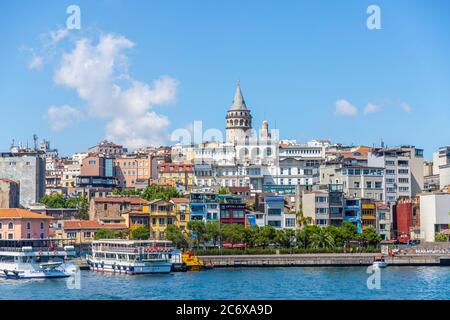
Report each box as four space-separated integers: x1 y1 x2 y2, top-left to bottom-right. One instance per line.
147 199 176 240
61 220 128 244
114 155 154 189
0 209 52 240
0 150 46 207
170 198 190 231
368 146 424 204
77 155 116 189
264 196 296 229
88 140 127 156
189 192 220 222
433 146 450 189
343 198 362 233
321 162 384 202
302 190 329 227
376 202 391 240
360 198 377 231
419 193 450 242
392 197 420 243
89 197 149 224
158 162 194 188
218 195 246 225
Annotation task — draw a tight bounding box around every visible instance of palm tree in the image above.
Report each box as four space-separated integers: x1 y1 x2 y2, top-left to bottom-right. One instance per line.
309 228 335 249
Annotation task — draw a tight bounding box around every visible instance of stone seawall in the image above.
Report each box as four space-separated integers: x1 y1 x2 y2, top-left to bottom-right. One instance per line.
199 253 448 268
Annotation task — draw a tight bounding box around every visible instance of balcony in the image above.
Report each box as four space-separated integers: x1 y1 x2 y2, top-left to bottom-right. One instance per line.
344 216 359 223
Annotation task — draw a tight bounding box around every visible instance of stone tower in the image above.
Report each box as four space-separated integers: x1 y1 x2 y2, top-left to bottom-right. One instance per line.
225 81 253 143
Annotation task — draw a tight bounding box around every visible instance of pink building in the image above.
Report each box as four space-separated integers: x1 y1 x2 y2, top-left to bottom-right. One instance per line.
0 209 52 240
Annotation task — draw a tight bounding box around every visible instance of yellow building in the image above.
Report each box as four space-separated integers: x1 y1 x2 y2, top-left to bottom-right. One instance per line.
144 198 191 240
61 220 128 244
157 163 194 188
146 199 176 240
361 198 377 230
170 198 191 231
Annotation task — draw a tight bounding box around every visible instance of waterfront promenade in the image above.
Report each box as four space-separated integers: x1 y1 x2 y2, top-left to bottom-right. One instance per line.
199 253 450 268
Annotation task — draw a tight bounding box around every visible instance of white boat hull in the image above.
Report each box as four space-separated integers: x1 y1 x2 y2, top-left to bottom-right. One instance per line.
87 259 172 275
0 263 76 279
373 261 388 268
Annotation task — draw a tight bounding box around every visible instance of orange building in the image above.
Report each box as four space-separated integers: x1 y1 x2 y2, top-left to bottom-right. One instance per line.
113 155 155 189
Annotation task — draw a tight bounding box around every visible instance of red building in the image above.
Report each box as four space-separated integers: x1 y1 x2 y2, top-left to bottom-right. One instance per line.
393 197 420 243
218 195 246 224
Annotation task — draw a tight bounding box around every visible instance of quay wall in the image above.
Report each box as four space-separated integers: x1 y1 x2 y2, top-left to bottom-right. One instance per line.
199 253 448 268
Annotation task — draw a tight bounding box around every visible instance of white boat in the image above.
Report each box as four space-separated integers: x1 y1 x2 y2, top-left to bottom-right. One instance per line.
373 256 388 268
87 240 173 275
0 240 77 279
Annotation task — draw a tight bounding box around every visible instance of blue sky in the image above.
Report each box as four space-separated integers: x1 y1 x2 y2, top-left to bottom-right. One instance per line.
1 0 449 159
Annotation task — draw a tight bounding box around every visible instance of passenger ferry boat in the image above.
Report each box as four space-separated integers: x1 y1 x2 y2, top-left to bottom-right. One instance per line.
0 239 77 279
87 240 173 275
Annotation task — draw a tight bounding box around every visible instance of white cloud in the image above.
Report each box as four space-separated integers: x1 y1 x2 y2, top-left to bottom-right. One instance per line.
48 33 178 147
106 112 170 149
48 28 69 46
400 102 412 112
335 99 358 117
28 55 43 70
46 105 82 131
364 103 380 115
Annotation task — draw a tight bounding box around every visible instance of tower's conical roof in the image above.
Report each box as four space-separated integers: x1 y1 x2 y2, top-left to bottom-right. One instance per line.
230 81 248 111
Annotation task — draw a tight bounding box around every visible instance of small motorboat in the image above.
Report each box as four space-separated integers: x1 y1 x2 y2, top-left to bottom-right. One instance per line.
373 255 388 268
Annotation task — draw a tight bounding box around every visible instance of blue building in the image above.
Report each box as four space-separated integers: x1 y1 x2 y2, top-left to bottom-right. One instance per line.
189 192 219 222
343 198 362 233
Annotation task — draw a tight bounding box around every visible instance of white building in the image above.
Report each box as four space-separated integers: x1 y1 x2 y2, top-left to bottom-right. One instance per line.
432 146 450 189
368 146 424 204
419 193 450 242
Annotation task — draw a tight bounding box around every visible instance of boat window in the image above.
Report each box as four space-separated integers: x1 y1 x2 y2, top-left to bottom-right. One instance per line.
0 256 15 263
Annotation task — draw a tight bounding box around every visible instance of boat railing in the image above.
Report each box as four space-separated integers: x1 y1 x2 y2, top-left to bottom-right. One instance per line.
93 245 173 254
0 246 67 253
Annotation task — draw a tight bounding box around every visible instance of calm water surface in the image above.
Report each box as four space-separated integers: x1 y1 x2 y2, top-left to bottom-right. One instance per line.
1 267 449 300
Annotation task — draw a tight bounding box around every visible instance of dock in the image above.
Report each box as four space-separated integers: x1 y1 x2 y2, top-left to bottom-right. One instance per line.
199 253 450 268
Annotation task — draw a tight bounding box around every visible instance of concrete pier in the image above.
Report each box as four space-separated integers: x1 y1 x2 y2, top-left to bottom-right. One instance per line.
199 253 449 268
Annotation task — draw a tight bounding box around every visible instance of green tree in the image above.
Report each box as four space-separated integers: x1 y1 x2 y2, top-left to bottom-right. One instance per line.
75 196 89 220
243 227 258 248
141 184 179 201
221 224 245 245
205 221 222 247
435 232 448 242
39 194 89 219
94 229 122 240
255 225 276 248
166 225 190 248
39 194 67 208
112 188 142 196
275 229 296 248
130 225 150 240
188 220 208 248
218 187 230 195
309 228 335 249
361 227 381 246
295 225 318 248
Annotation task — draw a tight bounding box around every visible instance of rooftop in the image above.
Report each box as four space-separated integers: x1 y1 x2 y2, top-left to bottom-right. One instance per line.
0 209 52 219
93 197 149 205
64 220 127 230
